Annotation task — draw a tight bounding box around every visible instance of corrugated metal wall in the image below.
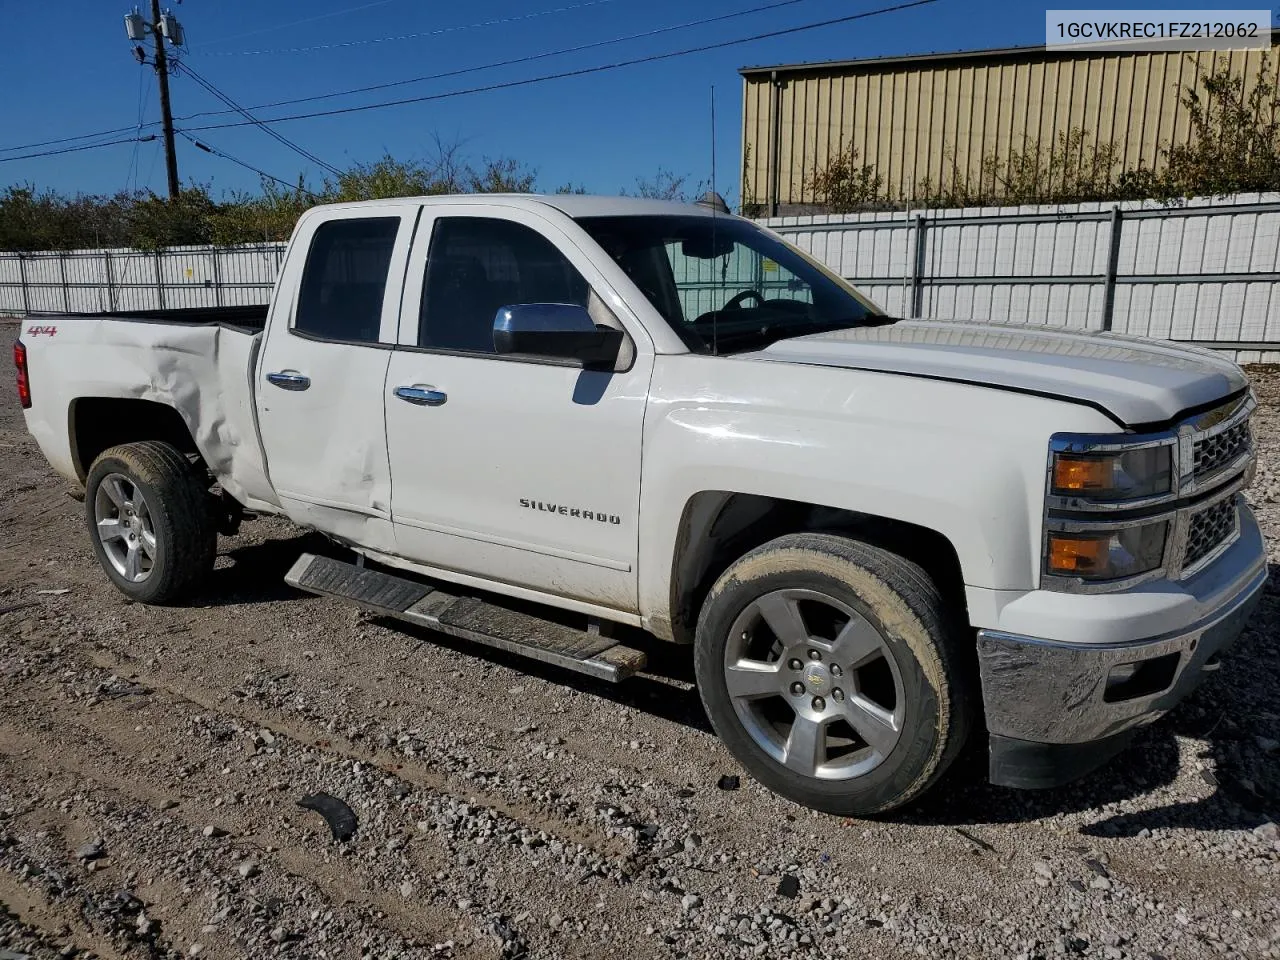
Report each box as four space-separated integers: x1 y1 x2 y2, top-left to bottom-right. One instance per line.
743 39 1280 211
759 192 1280 362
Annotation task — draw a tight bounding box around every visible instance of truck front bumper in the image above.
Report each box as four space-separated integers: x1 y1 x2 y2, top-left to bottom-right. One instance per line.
977 507 1268 790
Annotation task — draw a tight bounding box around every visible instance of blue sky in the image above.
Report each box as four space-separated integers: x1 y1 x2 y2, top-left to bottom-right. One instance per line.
0 0 1254 201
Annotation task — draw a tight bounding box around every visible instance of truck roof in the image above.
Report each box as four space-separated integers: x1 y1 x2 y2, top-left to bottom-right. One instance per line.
309 194 727 220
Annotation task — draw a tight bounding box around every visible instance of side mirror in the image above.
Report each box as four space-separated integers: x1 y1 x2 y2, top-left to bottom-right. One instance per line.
492 303 624 369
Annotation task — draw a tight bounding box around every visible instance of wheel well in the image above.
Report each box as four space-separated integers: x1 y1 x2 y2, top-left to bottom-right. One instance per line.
70 398 200 483
668 492 968 645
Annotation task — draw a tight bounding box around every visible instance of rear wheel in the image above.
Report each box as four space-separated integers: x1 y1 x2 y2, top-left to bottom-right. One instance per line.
85 441 217 605
694 532 971 816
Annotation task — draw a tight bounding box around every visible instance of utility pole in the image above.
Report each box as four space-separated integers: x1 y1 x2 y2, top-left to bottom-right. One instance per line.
125 5 185 201
150 0 179 200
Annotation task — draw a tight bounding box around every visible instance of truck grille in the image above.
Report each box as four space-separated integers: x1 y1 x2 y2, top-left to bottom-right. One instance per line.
1193 420 1250 479
1184 498 1238 570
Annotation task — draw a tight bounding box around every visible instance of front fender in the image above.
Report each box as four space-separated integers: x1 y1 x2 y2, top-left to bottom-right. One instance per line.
637 355 1119 635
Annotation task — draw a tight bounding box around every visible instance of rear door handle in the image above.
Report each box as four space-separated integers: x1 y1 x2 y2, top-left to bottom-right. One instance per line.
395 385 447 407
266 370 311 391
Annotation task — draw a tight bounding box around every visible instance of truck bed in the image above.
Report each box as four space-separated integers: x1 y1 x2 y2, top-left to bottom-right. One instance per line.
32 304 269 332
19 309 280 514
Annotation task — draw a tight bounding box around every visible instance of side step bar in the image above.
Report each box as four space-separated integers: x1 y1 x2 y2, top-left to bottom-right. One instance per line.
284 553 647 682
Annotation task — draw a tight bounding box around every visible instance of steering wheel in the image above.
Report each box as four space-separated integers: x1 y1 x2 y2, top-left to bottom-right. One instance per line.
723 289 765 310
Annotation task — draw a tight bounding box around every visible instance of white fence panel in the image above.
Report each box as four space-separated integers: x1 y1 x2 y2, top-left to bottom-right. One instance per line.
761 192 1280 355
1 195 1276 359
0 242 288 318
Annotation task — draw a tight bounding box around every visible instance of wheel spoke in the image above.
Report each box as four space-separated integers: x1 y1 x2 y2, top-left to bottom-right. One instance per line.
124 545 143 581
139 529 157 559
97 518 126 542
102 477 128 510
754 593 808 645
844 696 899 755
782 715 826 774
833 613 885 668
725 658 783 700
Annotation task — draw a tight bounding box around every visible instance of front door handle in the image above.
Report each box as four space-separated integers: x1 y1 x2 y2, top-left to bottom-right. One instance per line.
395 385 447 407
266 370 311 391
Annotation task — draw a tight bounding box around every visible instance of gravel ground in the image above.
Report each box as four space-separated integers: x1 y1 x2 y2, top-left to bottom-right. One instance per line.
1 319 1277 960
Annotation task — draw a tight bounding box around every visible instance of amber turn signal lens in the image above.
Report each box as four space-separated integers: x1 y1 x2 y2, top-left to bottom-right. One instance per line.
1046 533 1110 575
1052 455 1112 492
1049 446 1172 501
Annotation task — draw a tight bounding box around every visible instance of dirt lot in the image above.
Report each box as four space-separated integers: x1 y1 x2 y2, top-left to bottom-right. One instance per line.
1 319 1278 960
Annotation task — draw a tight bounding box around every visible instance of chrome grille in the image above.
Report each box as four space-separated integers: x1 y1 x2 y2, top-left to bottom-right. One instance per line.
1184 498 1238 570
1193 420 1250 479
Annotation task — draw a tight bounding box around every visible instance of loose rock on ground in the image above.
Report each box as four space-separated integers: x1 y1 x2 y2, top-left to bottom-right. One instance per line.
1 321 1277 959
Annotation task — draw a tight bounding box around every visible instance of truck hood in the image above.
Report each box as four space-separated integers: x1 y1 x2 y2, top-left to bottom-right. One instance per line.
751 320 1247 426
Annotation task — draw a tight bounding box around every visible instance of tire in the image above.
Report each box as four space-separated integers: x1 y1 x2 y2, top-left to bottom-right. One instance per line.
694 532 972 816
84 441 217 605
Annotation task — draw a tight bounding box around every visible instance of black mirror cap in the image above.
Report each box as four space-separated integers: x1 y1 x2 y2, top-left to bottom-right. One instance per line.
492 303 624 369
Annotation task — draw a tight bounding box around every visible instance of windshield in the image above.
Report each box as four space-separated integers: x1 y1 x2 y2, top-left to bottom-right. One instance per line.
575 214 889 354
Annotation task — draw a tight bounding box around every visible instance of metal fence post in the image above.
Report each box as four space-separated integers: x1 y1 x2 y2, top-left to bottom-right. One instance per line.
17 253 30 317
911 215 928 318
155 250 165 309
1101 205 1123 332
58 253 70 313
768 71 783 218
104 251 117 312
212 249 224 307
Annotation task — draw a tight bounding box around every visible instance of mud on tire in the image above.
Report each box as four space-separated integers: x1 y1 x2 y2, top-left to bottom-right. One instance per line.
694 532 973 816
84 441 217 605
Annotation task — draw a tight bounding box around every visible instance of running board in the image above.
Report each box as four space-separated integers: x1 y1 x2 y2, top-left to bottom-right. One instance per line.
284 553 647 682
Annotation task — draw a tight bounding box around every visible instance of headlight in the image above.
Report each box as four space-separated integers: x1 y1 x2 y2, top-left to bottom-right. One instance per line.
1045 520 1168 581
1050 446 1172 501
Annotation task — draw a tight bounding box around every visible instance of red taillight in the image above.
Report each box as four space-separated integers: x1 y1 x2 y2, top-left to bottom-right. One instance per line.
14 340 31 409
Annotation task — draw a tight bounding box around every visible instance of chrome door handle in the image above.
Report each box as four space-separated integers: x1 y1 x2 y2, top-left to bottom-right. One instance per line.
266 370 311 391
395 385 447 406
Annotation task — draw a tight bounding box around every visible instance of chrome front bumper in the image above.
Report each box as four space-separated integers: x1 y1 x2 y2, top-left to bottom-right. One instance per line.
977 531 1267 788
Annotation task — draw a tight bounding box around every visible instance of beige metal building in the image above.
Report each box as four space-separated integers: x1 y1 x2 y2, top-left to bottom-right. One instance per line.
740 30 1280 214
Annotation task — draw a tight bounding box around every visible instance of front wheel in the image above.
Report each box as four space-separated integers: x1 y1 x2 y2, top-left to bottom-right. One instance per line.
84 441 217 605
694 533 972 816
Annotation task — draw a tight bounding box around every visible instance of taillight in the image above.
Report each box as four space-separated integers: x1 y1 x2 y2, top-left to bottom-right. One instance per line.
14 340 31 409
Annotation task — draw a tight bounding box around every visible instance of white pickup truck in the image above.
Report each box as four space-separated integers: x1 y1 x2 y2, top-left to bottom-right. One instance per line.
15 194 1265 815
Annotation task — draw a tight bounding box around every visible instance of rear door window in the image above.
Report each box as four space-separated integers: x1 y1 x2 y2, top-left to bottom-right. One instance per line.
295 217 400 343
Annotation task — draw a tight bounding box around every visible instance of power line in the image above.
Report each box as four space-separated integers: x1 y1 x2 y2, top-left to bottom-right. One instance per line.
197 0 406 48
181 0 938 134
0 135 157 164
143 139 163 191
176 131 318 196
125 65 152 193
0 122 153 156
201 0 620 57
176 61 342 176
175 0 821 124
2 0 798 152
2 0 934 163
